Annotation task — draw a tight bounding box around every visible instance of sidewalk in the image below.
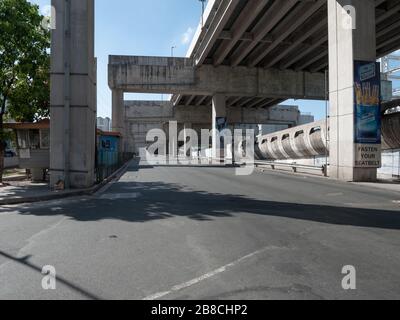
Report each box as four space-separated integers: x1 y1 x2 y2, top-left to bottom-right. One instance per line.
0 160 133 205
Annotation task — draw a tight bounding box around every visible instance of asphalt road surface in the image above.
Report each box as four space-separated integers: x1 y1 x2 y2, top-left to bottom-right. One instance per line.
1 161 400 300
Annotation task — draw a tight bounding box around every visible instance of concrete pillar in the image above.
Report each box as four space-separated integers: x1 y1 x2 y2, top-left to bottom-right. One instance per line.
112 90 124 133
112 89 125 151
212 94 227 159
50 0 96 189
328 0 379 181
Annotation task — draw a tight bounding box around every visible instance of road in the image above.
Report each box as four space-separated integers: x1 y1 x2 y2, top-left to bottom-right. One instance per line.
1 161 400 300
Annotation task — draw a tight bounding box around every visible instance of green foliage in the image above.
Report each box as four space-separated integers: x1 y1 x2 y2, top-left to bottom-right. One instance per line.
0 0 50 122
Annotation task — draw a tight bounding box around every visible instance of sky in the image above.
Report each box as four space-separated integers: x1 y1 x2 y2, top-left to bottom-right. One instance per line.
28 0 364 121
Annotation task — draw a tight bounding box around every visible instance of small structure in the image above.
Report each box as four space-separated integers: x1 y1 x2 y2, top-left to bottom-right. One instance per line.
96 129 122 167
96 130 122 182
4 119 50 181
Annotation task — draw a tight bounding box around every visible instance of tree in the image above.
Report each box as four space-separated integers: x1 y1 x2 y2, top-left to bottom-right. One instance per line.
0 0 50 183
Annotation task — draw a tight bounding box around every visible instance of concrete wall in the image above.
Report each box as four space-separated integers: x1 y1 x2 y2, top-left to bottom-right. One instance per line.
4 157 19 169
19 150 50 169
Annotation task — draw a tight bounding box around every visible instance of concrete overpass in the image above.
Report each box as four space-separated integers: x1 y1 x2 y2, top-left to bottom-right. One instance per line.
50 0 400 187
121 101 303 153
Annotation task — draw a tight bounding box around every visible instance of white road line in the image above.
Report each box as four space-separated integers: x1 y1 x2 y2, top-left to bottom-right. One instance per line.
98 192 141 200
143 245 282 300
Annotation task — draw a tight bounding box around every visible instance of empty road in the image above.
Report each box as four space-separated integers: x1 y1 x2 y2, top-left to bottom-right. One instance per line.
1 161 400 300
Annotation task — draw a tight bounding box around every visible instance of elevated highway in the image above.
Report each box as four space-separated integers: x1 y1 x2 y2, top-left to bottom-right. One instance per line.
256 110 400 161
50 0 400 187
172 0 400 109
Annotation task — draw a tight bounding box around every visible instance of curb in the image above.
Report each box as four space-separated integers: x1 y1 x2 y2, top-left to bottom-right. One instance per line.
2 175 27 182
0 159 135 206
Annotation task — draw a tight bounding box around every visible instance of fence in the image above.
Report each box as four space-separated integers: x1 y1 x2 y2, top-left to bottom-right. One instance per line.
95 151 134 183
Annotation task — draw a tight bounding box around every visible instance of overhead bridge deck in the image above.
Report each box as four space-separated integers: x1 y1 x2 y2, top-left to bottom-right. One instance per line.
172 0 400 109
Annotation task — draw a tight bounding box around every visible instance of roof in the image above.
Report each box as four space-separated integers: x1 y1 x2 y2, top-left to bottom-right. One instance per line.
4 120 122 137
4 119 50 130
96 129 122 137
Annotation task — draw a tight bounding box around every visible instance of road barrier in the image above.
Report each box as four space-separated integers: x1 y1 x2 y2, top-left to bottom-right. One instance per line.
254 160 328 176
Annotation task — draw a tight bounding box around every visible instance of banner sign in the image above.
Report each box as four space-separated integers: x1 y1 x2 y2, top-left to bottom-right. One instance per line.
216 117 227 132
216 117 228 146
354 61 382 168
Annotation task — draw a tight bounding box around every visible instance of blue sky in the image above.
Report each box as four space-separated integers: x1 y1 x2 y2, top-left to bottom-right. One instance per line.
30 0 337 120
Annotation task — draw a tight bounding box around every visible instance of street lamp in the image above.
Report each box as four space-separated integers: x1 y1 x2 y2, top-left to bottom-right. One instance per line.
171 46 176 57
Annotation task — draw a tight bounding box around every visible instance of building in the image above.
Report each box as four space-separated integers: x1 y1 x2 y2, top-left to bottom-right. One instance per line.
4 119 50 181
97 117 111 132
259 107 315 136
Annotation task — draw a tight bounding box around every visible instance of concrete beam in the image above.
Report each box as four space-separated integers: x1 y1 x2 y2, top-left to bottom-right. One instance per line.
123 101 300 125
108 55 326 100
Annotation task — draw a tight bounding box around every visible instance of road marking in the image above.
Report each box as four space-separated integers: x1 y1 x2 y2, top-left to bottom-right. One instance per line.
98 192 141 200
143 245 282 300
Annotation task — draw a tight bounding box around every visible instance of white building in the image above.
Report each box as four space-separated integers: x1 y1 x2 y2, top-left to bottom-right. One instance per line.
97 117 111 132
259 107 315 136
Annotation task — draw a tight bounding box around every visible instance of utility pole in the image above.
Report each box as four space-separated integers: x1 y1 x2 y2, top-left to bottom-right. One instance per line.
171 46 176 57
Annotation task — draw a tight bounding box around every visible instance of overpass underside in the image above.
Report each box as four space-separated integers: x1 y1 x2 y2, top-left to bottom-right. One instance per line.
51 0 400 187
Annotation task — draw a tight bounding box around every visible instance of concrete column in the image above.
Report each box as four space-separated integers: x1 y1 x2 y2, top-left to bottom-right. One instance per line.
50 0 96 189
112 89 124 133
212 94 227 159
328 0 379 181
112 89 125 151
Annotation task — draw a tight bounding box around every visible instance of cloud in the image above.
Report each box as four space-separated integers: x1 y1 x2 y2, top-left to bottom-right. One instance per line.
181 27 195 45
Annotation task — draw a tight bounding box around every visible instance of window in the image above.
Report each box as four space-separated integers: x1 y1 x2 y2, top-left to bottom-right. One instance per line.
17 130 29 149
40 129 50 149
102 139 111 150
29 130 40 149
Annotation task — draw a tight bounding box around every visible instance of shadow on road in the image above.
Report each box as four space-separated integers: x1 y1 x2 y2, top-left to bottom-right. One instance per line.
0 250 102 300
2 165 400 231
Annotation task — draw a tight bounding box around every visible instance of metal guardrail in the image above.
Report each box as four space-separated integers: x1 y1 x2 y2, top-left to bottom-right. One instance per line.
254 160 328 176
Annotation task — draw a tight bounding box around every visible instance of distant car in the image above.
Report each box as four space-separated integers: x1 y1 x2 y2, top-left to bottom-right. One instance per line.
4 150 16 158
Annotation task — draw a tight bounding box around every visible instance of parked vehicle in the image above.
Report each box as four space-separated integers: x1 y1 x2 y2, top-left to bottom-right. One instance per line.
4 150 16 158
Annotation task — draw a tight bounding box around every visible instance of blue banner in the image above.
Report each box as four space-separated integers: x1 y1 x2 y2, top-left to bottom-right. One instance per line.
354 61 382 144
